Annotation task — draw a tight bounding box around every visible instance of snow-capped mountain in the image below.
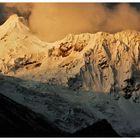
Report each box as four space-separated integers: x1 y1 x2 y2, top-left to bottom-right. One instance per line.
0 14 48 75
0 14 140 136
0 14 139 99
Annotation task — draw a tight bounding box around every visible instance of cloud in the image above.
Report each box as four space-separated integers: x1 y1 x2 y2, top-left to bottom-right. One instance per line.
29 3 109 41
0 3 32 24
1 3 140 42
104 4 140 32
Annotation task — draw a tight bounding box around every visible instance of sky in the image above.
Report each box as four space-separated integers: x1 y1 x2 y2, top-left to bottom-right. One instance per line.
0 3 140 42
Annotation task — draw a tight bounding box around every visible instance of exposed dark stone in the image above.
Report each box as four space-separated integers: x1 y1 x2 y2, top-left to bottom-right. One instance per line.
73 119 120 137
0 93 64 137
0 93 120 137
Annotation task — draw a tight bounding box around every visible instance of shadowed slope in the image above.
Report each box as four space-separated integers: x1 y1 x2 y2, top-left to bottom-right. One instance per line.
0 89 119 137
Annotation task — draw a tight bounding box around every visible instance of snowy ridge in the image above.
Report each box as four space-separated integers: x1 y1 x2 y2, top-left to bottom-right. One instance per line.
0 15 140 136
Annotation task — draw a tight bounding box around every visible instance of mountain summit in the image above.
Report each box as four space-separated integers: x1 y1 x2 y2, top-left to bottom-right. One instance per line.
0 14 29 34
0 15 48 75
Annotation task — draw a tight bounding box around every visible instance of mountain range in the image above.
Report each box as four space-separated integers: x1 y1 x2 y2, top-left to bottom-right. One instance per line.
0 14 140 137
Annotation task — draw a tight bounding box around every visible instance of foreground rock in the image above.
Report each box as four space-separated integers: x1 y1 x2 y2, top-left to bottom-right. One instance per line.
0 82 119 137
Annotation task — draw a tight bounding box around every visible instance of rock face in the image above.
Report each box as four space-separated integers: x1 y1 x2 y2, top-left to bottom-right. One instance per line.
0 15 139 101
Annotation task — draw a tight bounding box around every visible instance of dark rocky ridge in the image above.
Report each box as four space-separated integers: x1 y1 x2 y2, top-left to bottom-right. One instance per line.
0 93 119 137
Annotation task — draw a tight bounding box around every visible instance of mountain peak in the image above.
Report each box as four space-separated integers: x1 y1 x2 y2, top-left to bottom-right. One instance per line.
5 14 27 25
0 14 29 33
6 14 21 22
